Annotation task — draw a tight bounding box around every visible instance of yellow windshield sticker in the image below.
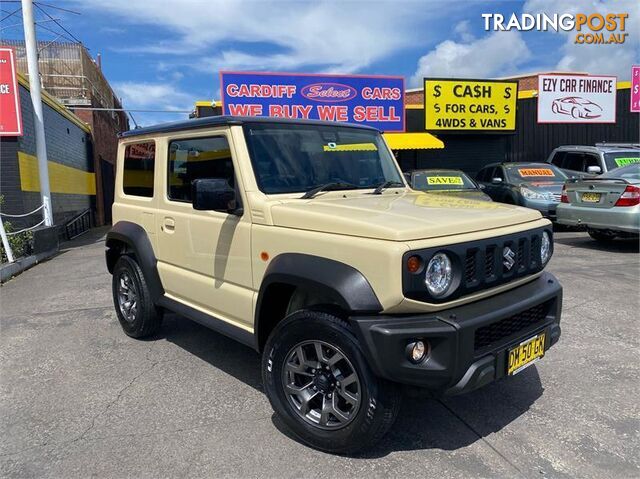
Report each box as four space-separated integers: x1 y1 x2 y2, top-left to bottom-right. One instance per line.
518 168 555 177
614 157 640 167
426 176 464 185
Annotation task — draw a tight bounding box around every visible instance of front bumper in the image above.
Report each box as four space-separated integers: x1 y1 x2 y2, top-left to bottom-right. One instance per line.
349 272 562 396
557 203 640 234
521 198 559 220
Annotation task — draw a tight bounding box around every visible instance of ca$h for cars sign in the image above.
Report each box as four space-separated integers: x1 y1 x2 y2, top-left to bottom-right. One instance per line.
0 47 23 136
423 78 517 132
220 71 405 131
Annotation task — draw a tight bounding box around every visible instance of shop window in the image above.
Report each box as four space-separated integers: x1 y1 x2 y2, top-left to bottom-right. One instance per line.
123 141 155 197
167 136 234 203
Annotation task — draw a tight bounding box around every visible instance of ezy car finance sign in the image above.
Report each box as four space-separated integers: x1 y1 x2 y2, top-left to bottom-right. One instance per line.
538 74 616 124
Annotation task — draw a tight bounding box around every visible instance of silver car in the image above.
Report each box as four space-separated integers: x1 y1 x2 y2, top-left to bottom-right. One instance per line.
557 164 640 242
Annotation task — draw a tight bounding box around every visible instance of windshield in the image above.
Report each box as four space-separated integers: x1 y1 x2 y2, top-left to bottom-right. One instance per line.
505 165 567 182
603 151 640 170
243 122 403 194
412 171 477 191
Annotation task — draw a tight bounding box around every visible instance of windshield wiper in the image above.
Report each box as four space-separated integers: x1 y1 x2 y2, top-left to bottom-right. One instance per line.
300 182 358 199
372 180 405 195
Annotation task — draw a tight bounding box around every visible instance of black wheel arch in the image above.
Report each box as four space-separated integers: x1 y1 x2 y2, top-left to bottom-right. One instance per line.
255 253 382 351
105 221 164 303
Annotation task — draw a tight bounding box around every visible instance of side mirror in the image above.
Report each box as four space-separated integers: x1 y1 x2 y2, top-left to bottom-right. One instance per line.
491 177 503 184
587 165 602 174
191 178 242 215
479 184 486 190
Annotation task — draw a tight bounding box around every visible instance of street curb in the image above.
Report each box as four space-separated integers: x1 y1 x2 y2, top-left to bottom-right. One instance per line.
0 247 59 283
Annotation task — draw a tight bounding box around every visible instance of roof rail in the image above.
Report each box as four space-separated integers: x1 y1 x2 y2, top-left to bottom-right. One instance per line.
595 142 640 149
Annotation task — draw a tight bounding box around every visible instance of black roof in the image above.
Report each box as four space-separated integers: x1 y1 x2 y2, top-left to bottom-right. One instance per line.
119 115 379 138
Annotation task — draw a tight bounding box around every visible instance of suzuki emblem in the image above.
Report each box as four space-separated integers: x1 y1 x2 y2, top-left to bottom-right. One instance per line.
503 246 516 271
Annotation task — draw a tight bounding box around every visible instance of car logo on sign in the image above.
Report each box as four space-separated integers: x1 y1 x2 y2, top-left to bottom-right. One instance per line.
300 83 357 103
503 246 516 271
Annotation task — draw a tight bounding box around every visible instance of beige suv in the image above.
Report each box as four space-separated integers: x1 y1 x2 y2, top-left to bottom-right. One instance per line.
106 116 562 453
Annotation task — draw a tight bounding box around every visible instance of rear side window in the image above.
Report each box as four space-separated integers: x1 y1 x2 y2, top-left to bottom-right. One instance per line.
123 141 155 197
167 136 234 203
550 151 566 167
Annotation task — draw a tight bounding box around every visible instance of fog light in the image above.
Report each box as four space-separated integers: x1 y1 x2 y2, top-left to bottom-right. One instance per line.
406 340 428 364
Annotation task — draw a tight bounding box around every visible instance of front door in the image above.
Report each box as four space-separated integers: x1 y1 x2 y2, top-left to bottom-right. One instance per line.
155 132 253 332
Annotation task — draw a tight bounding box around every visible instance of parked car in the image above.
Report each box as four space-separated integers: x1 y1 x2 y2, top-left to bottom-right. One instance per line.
405 168 492 201
557 164 640 242
106 116 562 454
546 144 640 178
476 162 568 220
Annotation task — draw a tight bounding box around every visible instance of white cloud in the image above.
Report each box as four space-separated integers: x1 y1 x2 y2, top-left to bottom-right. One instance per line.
454 20 475 43
112 81 194 125
68 0 459 74
411 31 531 85
523 0 639 80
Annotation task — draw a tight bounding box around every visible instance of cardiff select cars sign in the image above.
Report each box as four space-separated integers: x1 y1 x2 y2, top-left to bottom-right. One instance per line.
220 71 405 131
538 74 616 123
0 47 23 136
423 78 517 132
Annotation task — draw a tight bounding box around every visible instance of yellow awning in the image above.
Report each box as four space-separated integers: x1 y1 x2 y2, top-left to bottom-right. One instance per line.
383 132 444 150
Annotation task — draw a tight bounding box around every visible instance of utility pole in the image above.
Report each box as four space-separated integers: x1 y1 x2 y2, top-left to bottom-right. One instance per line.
21 0 53 226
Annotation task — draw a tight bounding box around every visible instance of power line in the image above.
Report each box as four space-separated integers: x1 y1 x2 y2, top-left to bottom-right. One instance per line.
0 6 21 23
71 107 193 113
33 2 82 44
32 2 80 15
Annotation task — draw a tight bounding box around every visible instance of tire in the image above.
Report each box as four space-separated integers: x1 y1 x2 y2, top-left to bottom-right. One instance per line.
112 255 163 338
262 310 401 454
588 229 617 243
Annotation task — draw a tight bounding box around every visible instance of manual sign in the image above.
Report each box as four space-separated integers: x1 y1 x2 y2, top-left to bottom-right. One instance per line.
538 74 616 123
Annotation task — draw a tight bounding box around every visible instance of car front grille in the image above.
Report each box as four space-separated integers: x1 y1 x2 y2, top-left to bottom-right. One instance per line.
402 226 551 303
474 300 552 350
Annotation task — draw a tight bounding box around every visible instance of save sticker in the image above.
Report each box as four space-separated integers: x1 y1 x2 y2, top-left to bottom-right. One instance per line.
518 168 555 177
614 157 640 167
427 176 464 185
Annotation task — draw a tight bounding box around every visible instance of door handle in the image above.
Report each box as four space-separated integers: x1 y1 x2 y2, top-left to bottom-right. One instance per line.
163 217 175 231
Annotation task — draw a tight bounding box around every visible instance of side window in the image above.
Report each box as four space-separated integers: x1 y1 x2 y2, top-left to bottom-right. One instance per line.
123 141 155 197
167 136 234 203
584 154 600 169
493 167 505 180
477 168 490 182
551 151 566 167
563 152 585 172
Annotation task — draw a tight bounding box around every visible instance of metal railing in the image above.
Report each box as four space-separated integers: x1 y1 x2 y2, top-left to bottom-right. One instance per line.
64 208 92 240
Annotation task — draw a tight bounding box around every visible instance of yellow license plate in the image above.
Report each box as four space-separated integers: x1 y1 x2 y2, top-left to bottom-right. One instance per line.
507 333 546 376
581 192 601 203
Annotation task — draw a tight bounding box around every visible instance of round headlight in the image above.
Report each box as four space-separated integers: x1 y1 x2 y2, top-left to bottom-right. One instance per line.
425 253 453 297
541 231 552 264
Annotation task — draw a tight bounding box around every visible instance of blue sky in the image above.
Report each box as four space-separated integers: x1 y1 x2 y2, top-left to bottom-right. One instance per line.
2 0 637 126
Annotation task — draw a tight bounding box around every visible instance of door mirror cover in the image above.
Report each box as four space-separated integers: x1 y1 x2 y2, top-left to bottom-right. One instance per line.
491 177 503 184
191 178 239 213
587 165 602 174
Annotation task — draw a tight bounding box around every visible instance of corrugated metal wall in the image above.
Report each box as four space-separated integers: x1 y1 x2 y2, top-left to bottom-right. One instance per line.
506 88 638 163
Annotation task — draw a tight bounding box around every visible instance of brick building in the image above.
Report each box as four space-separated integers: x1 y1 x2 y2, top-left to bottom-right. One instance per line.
3 40 129 225
0 73 93 230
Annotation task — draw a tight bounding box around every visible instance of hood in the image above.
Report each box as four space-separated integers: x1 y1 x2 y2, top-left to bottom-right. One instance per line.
427 189 493 202
521 181 563 193
270 190 541 241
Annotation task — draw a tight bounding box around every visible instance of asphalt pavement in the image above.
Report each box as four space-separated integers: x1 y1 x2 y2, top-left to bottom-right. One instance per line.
1 227 639 478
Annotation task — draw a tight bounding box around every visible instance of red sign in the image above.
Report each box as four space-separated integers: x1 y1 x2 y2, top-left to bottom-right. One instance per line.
631 65 640 113
0 47 23 136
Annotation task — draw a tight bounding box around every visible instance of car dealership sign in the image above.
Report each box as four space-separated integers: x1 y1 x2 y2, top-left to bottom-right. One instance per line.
0 47 23 136
220 71 405 131
423 78 517 132
538 74 616 123
631 65 640 113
